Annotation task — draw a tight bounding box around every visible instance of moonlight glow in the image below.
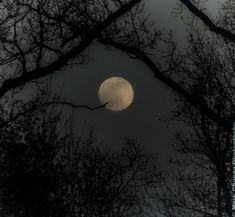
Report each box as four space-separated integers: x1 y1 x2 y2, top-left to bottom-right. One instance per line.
98 77 134 111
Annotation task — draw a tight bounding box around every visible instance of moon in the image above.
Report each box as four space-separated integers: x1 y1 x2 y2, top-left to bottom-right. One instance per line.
98 77 134 112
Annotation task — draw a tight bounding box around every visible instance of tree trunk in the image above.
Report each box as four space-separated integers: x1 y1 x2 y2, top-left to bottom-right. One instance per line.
217 177 223 217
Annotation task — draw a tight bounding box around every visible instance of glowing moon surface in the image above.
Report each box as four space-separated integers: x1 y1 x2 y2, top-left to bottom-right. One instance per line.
98 77 134 111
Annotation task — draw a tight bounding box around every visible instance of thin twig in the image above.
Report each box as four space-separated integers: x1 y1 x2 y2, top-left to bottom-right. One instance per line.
0 101 110 128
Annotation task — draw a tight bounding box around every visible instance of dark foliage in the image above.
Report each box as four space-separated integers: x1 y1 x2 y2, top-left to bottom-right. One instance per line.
0 100 161 217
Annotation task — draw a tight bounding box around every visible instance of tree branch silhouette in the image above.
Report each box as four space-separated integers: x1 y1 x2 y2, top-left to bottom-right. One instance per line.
98 36 232 130
0 0 141 98
180 0 235 43
0 105 162 217
0 101 110 128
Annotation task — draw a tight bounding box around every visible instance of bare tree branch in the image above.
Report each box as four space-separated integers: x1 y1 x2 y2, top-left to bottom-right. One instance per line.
98 36 232 130
180 0 235 43
0 101 110 128
0 0 141 98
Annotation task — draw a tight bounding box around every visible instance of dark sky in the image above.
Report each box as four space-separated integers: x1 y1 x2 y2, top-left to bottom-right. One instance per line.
26 0 222 168
51 43 177 167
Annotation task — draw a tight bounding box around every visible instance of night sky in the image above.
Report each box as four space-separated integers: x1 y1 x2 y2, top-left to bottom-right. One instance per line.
0 1 232 216
24 0 222 168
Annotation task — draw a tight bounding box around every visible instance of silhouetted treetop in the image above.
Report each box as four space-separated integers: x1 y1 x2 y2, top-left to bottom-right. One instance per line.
0 0 142 98
0 97 162 217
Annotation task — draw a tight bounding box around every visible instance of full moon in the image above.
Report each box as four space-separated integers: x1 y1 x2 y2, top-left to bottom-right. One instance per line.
98 77 134 111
